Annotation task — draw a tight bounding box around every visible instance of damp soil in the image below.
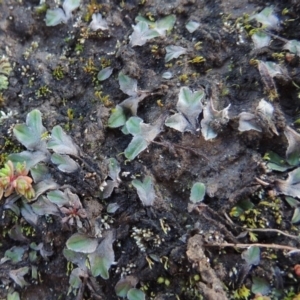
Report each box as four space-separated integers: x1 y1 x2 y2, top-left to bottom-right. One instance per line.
1 0 300 299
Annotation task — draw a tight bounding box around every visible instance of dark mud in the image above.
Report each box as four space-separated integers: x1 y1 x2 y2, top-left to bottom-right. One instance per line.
1 0 300 299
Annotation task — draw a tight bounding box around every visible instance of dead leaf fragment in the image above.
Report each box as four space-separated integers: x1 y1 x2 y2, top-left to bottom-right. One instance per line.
238 99 278 135
256 99 278 136
284 126 300 166
9 267 30 288
275 167 300 198
201 99 230 140
238 112 262 132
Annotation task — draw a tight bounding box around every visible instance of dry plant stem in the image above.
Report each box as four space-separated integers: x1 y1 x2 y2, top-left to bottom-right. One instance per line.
203 205 239 234
201 214 239 243
152 140 210 162
255 177 270 186
87 283 103 300
246 228 300 240
140 90 163 97
176 144 210 161
237 264 252 288
90 293 103 300
264 30 289 43
223 212 235 224
223 213 300 240
75 277 86 300
194 204 240 243
74 154 102 181
204 242 300 252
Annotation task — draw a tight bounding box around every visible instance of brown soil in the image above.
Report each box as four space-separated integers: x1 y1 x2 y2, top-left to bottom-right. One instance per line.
1 0 300 299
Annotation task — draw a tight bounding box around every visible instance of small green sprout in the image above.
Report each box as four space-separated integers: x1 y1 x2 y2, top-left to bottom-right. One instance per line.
75 43 84 54
248 232 258 242
157 277 164 284
145 12 155 22
267 89 279 101
188 56 206 64
248 27 264 36
233 285 251 299
271 52 285 61
160 256 169 270
100 57 111 68
67 108 74 120
282 8 289 15
145 256 154 269
40 131 51 141
194 41 202 50
0 56 12 79
0 154 8 168
22 224 36 237
259 197 283 225
151 45 159 53
220 84 230 97
95 90 112 107
159 219 170 234
34 2 49 14
0 57 12 91
119 0 125 8
66 261 74 275
83 58 98 74
0 75 9 91
64 36 73 43
190 182 206 203
178 74 189 83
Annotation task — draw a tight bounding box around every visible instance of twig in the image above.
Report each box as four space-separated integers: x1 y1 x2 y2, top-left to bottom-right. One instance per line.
86 280 103 300
223 212 235 225
255 177 270 186
224 210 300 241
152 140 210 162
246 228 300 240
204 242 300 252
223 213 300 240
75 277 86 300
194 204 240 243
75 154 102 181
264 30 289 43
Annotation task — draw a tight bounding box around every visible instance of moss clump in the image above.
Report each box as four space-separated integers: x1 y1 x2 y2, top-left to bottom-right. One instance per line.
52 65 65 80
36 85 51 98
